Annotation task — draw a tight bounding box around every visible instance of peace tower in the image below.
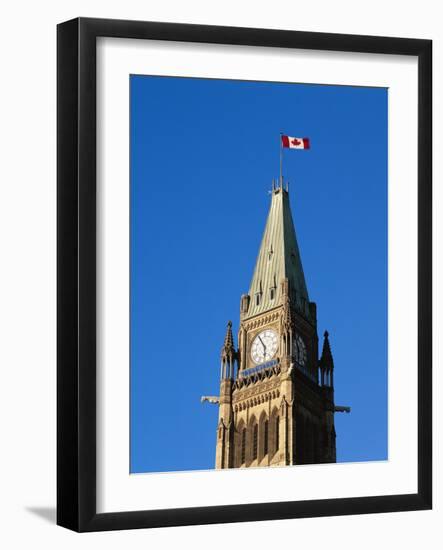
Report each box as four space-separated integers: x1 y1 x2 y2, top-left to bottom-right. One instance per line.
203 178 349 469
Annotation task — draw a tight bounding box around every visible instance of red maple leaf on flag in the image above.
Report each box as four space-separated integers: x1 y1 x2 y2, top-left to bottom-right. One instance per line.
291 138 301 146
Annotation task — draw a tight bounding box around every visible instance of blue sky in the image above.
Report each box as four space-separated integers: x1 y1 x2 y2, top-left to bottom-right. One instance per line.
130 75 388 473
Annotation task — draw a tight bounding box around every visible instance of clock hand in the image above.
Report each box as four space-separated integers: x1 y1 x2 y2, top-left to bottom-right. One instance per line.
258 335 267 356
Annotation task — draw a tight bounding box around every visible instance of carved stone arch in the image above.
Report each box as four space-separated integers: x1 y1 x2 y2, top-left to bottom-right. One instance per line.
247 414 258 466
236 417 245 432
217 418 225 442
280 397 286 413
269 406 280 459
258 410 269 462
235 418 247 468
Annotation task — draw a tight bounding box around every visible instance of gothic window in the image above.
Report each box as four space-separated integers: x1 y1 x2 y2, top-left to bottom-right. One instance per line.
241 428 246 464
255 292 261 306
275 416 280 452
269 287 275 301
264 420 269 455
252 424 258 460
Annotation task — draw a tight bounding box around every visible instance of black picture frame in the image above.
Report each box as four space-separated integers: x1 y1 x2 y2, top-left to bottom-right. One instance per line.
57 17 432 532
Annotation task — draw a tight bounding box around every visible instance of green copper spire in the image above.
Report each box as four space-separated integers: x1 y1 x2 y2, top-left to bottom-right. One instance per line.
245 186 309 319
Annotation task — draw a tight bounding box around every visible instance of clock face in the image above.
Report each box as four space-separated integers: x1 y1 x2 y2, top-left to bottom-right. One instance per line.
250 329 279 364
293 333 307 366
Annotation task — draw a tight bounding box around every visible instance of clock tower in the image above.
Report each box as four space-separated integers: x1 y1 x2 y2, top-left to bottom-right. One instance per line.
211 179 345 469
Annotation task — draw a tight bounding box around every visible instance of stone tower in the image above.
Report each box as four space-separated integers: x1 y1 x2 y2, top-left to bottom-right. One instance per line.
214 181 341 469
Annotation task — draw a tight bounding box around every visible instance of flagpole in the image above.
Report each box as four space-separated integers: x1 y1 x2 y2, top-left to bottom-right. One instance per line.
279 133 283 187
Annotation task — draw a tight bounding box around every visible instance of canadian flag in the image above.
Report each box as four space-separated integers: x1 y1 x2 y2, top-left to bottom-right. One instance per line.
281 135 310 149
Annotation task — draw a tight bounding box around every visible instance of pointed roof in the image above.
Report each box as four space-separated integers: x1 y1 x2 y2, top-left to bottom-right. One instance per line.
320 330 334 370
245 187 309 319
221 320 236 361
222 321 235 353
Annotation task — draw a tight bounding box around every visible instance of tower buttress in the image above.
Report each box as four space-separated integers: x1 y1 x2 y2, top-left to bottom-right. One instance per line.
320 330 336 462
320 330 334 390
215 321 237 469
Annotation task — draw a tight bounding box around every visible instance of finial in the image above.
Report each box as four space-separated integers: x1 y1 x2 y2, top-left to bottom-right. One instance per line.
221 320 237 380
222 321 235 351
320 329 334 387
320 331 333 369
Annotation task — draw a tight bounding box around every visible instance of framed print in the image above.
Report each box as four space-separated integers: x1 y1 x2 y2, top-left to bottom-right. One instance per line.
57 17 432 532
